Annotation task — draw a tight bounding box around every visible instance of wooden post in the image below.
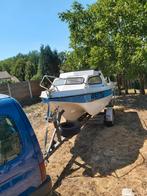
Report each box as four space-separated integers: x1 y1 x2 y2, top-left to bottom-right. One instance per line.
7 83 12 97
28 81 33 98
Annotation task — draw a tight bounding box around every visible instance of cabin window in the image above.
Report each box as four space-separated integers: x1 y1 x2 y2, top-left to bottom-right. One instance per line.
0 117 21 165
53 78 66 86
65 77 84 85
88 75 102 85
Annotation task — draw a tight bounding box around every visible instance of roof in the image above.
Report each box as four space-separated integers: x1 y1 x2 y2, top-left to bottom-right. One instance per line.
11 76 20 82
60 70 101 78
0 94 10 99
0 71 11 80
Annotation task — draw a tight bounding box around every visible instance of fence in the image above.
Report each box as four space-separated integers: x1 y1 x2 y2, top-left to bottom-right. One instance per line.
0 80 43 105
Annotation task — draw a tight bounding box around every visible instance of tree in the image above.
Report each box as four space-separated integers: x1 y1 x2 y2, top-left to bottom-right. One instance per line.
27 50 39 75
12 58 26 81
39 45 60 77
59 0 147 94
0 57 16 74
0 46 62 81
59 2 93 70
25 61 36 80
51 50 60 76
58 51 67 65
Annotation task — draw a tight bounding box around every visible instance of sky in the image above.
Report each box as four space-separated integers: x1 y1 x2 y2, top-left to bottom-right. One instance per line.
0 0 96 60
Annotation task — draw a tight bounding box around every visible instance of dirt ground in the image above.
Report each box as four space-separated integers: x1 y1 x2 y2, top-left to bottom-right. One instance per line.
24 94 147 196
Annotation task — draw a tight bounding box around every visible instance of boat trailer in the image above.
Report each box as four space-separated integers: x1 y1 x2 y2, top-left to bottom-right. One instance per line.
43 106 67 162
43 103 115 162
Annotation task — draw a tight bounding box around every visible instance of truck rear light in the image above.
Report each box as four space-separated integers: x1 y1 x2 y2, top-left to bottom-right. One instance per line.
39 161 46 182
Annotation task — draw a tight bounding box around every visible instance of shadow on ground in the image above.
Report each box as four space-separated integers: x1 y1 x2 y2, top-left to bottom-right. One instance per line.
52 109 147 191
116 94 147 110
72 110 147 176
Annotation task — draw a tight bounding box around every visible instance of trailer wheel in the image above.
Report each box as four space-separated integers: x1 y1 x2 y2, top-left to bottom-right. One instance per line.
60 122 80 138
104 108 115 127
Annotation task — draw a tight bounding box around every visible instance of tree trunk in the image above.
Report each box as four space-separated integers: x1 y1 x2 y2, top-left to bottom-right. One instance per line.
117 74 121 95
124 79 128 94
139 76 145 95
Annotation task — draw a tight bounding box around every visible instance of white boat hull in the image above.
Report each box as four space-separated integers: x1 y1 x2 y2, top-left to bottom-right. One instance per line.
49 95 112 121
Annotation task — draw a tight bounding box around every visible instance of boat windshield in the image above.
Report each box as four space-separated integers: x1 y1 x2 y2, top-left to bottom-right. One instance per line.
65 77 84 85
53 78 66 86
53 77 84 86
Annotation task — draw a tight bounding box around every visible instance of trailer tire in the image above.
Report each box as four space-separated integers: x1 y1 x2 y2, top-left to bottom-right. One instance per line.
60 122 80 138
104 108 115 127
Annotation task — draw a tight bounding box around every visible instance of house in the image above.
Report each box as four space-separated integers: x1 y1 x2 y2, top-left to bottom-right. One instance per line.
0 71 19 83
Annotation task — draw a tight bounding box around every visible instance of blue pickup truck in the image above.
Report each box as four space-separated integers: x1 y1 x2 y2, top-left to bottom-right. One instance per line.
0 94 52 196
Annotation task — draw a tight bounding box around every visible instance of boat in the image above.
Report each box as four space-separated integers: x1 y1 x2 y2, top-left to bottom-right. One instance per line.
40 70 114 121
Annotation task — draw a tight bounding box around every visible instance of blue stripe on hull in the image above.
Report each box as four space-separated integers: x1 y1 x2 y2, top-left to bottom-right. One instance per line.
42 89 112 103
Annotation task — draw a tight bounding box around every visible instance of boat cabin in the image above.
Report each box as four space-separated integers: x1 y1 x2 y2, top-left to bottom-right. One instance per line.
52 70 106 88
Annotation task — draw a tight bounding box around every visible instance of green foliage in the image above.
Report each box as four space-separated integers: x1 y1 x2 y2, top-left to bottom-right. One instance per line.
0 79 12 85
12 58 26 81
31 71 42 80
59 0 147 79
39 45 60 77
0 46 62 81
58 51 67 65
0 57 16 74
25 61 36 80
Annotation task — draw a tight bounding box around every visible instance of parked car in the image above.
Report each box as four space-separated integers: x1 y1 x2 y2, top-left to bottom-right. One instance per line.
0 94 52 196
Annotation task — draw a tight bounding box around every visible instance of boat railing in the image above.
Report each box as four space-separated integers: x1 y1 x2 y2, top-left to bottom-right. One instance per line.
40 75 59 91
